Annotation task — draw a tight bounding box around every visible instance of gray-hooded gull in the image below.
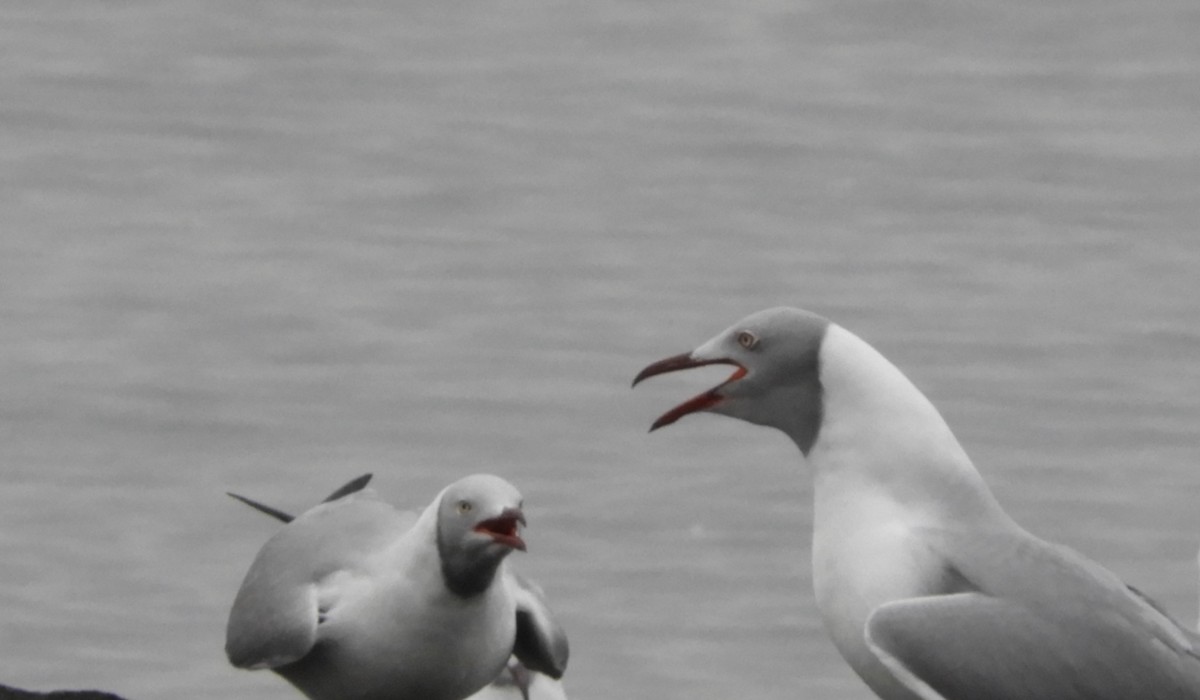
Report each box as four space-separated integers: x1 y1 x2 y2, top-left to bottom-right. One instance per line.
633 306 1200 700
226 474 568 700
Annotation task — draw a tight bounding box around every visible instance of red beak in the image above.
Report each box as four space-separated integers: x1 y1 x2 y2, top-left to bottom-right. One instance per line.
474 508 527 551
632 353 747 431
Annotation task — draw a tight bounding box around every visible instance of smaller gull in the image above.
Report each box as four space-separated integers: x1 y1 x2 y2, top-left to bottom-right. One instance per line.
226 474 568 700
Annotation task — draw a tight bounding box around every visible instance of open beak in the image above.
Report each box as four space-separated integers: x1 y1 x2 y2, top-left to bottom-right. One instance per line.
632 353 747 431
474 508 527 551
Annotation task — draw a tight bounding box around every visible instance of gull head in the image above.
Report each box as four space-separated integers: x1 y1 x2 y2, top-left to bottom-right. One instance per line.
633 307 830 453
436 474 527 598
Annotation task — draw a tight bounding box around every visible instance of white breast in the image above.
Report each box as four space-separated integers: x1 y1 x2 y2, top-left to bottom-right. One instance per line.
810 479 946 699
804 324 992 700
287 533 518 700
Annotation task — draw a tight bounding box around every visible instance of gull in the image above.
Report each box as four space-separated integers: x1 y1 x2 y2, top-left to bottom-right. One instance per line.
633 306 1200 700
226 474 568 700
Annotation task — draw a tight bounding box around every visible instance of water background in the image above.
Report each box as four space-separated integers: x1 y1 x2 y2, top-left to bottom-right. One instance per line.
2 1 1200 698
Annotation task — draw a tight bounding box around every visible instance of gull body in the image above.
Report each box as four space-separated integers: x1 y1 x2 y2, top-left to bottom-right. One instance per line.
635 307 1200 700
226 474 568 700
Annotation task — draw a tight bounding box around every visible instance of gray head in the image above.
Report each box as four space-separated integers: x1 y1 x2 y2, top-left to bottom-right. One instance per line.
435 474 526 599
632 307 830 454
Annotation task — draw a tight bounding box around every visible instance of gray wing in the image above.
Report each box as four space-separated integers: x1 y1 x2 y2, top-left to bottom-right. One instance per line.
507 571 569 680
225 528 320 668
225 493 412 669
866 590 1200 700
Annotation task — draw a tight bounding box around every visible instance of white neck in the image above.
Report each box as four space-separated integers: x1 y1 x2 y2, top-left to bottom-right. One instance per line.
804 323 1007 526
797 324 1016 698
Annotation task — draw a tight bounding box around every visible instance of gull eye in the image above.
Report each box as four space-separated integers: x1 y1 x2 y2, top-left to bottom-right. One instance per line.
736 330 759 349
456 500 473 514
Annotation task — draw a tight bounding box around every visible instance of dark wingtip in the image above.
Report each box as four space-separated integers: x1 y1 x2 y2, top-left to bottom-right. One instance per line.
322 473 373 503
228 474 373 525
227 492 295 523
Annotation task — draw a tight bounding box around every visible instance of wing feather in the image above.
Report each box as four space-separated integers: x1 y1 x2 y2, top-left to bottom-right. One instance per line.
225 492 412 669
867 591 1200 700
507 571 569 679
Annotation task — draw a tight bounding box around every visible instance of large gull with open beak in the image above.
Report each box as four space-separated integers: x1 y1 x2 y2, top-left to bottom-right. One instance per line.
634 306 1200 700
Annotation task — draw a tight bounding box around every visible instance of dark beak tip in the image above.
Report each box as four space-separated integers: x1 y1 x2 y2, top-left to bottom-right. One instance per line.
632 352 697 389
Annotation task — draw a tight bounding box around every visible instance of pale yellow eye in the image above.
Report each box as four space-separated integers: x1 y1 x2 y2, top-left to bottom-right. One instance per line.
456 500 473 514
737 330 759 349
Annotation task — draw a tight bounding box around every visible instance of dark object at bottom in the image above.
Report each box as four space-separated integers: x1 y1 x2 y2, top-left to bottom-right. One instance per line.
0 684 128 700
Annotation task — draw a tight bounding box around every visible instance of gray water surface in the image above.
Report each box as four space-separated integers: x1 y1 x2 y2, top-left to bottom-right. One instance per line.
2 2 1199 699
